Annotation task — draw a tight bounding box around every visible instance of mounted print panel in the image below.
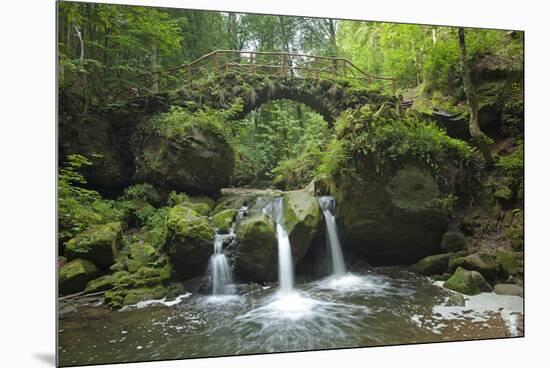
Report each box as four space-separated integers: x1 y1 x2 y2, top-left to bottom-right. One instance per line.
57 1 524 366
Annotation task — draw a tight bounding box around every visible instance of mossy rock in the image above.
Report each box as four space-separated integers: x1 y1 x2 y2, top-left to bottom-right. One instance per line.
282 191 322 263
125 241 158 272
449 252 500 281
212 193 258 215
443 267 492 295
188 196 216 210
235 213 277 282
59 259 99 295
211 209 238 233
165 205 214 279
133 114 235 196
334 162 449 264
494 250 521 278
105 285 168 309
65 222 123 268
84 271 135 294
440 230 467 253
411 253 453 276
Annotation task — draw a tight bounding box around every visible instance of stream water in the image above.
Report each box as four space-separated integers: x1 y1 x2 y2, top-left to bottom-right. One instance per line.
58 197 523 366
58 266 523 366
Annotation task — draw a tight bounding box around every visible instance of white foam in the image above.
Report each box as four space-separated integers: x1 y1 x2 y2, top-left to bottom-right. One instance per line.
431 286 523 336
119 293 192 311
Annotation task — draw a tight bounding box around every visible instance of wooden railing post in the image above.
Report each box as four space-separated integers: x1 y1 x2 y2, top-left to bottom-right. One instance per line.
249 53 255 75
214 51 219 74
392 79 397 95
187 64 192 86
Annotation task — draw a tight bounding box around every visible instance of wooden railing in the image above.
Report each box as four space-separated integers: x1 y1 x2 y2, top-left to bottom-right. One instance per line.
154 50 397 95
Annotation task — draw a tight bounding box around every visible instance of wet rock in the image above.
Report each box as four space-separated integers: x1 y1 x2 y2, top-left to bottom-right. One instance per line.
449 252 500 281
443 267 492 295
187 196 216 215
211 209 238 233
495 284 523 297
133 112 234 196
282 191 322 264
235 213 277 282
59 259 99 295
65 222 123 268
165 205 215 279
412 253 454 275
334 163 449 264
445 293 466 306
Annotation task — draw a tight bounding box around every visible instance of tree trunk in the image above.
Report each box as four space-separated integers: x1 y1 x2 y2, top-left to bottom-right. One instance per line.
458 27 493 165
150 42 159 94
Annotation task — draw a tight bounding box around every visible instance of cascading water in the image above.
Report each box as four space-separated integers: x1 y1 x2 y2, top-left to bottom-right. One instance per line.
263 198 295 294
207 206 248 296
208 234 234 295
318 196 346 277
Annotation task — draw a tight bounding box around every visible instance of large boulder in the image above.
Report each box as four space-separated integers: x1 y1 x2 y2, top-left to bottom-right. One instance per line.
282 191 322 263
449 252 500 281
65 222 123 268
165 205 215 279
411 253 454 276
59 258 99 295
59 113 129 188
334 163 449 264
443 267 492 295
235 213 277 282
133 110 235 196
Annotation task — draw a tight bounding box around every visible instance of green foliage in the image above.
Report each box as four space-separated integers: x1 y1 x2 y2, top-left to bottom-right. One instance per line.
338 22 523 90
58 154 123 244
167 191 189 207
143 106 226 140
231 99 329 184
122 183 160 205
496 142 524 178
327 108 477 177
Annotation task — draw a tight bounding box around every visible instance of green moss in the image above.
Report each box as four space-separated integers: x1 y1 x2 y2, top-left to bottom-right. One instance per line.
444 267 492 295
412 253 453 275
494 250 520 277
494 186 513 200
449 252 499 281
104 284 168 309
388 165 440 211
166 205 214 241
165 204 214 279
185 202 211 216
211 209 238 233
59 259 99 295
282 191 321 262
65 222 123 268
121 183 161 206
84 271 133 293
235 214 277 281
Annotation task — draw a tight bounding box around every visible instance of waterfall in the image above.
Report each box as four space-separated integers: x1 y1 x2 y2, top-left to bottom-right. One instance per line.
264 198 295 294
319 196 346 277
208 234 234 295
207 206 247 296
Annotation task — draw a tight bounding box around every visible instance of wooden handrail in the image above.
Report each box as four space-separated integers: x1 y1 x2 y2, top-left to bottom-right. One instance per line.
152 50 397 94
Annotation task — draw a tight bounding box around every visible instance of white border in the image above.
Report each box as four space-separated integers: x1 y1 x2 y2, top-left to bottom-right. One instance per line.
1 0 548 367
